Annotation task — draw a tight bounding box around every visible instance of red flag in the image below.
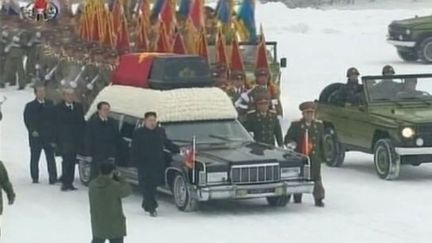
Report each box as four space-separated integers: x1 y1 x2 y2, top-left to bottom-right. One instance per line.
136 14 149 51
172 32 186 54
215 30 228 67
300 129 314 156
183 137 197 169
196 30 208 61
189 0 204 30
116 16 130 54
230 36 245 73
112 0 123 34
160 0 176 35
156 24 170 52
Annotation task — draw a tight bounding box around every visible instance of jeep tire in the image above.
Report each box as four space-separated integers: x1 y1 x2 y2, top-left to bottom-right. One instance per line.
266 195 291 207
173 174 199 212
417 37 432 63
373 139 400 180
397 50 418 62
323 127 345 167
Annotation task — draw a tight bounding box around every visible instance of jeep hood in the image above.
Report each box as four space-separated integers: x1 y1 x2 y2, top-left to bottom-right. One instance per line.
370 107 432 124
392 15 432 28
196 142 305 171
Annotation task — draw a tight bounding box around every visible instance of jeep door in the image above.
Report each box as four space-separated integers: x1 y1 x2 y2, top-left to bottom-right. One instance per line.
338 104 374 150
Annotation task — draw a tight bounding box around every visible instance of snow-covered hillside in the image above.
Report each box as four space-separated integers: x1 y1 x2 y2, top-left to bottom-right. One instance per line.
1 1 432 243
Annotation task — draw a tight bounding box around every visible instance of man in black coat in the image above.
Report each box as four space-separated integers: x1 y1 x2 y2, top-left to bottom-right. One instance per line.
85 101 121 180
131 112 179 217
23 84 58 184
55 88 85 191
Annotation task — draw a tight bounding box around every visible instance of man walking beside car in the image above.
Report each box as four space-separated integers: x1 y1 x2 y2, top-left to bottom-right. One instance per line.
23 84 58 184
55 88 85 191
89 163 131 243
85 101 121 180
284 101 325 207
131 112 179 217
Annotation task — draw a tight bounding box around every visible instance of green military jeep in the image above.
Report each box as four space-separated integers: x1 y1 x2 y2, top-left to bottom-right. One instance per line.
316 74 432 180
387 15 432 63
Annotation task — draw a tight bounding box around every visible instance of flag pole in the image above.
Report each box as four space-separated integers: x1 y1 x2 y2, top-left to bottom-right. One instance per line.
192 135 196 184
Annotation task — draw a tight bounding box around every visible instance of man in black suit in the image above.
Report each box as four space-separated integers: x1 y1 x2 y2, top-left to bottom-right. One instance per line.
85 101 121 180
55 88 85 191
131 112 179 217
23 84 57 184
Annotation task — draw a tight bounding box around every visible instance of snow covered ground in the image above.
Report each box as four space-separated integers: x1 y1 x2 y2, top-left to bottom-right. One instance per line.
2 2 432 243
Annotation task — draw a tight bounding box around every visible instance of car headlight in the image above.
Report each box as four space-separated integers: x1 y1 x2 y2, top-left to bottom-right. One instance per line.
405 29 411 35
207 172 228 184
401 127 415 138
281 167 301 179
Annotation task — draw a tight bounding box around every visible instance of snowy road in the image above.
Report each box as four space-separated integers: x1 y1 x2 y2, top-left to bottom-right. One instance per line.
2 1 432 243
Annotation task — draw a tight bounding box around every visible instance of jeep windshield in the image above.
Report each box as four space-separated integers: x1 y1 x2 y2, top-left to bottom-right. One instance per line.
363 74 432 103
163 120 253 145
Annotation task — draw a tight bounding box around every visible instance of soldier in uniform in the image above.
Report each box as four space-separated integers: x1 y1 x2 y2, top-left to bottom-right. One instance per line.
3 35 26 89
212 64 229 91
331 67 364 105
26 31 43 83
243 91 283 147
284 101 325 207
0 30 9 88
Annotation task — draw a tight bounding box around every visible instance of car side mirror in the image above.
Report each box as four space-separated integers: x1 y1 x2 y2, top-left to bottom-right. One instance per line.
280 58 287 68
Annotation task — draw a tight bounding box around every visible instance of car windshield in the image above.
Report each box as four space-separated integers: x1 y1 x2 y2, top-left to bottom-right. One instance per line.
163 120 253 145
163 58 211 80
364 76 432 102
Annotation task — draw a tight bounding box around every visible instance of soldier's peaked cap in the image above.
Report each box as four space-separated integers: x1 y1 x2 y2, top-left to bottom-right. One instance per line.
299 101 317 111
254 87 271 103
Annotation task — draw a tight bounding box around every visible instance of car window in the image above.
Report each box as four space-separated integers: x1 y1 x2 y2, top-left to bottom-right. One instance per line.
365 76 432 102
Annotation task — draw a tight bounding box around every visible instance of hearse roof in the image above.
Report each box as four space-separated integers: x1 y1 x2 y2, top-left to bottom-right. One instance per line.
85 85 238 122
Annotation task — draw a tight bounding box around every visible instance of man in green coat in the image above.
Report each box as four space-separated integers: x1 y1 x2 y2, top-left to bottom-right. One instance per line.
243 91 283 147
0 161 15 216
284 101 326 207
89 163 131 243
3 35 26 89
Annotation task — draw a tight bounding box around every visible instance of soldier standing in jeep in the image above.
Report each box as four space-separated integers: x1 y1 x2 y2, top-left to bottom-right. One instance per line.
331 67 364 105
284 102 325 207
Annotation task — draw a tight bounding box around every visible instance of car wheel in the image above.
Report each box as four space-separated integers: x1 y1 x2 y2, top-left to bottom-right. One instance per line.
266 194 291 207
293 193 302 203
172 174 198 212
373 139 400 180
397 50 418 62
323 127 345 167
78 161 91 186
417 37 432 63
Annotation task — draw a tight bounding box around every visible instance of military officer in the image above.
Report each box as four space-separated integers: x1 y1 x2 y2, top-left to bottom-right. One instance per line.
284 101 325 207
0 30 9 88
3 35 26 89
243 91 283 147
212 64 229 91
227 71 248 122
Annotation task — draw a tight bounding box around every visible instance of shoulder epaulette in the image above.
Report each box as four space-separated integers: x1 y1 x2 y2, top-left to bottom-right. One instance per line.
315 119 323 123
269 110 277 114
247 110 256 114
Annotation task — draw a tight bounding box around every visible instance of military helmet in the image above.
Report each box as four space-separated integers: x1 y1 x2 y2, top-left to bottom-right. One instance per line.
382 65 395 75
346 67 360 78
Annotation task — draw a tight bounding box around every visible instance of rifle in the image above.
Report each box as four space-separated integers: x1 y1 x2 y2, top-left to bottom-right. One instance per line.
69 65 87 88
86 74 100 90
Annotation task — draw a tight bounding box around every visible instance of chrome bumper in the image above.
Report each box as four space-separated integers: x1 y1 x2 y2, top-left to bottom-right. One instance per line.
194 180 314 201
395 147 432 155
387 40 416 48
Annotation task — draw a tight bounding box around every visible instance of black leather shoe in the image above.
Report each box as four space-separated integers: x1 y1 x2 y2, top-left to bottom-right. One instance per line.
149 211 158 217
68 185 78 191
61 185 68 191
32 180 39 184
315 199 325 207
49 179 58 185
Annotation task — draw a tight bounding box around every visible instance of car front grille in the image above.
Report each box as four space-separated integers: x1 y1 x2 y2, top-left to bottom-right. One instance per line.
230 163 280 184
388 24 410 40
417 124 432 146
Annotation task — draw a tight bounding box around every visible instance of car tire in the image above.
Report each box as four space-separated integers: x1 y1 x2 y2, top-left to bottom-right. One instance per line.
78 161 91 186
266 195 291 207
373 139 400 180
417 37 432 63
172 174 199 212
397 50 418 62
293 193 302 203
323 127 345 167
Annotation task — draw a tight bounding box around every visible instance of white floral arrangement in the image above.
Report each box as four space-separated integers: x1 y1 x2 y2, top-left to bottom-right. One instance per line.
85 85 238 122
